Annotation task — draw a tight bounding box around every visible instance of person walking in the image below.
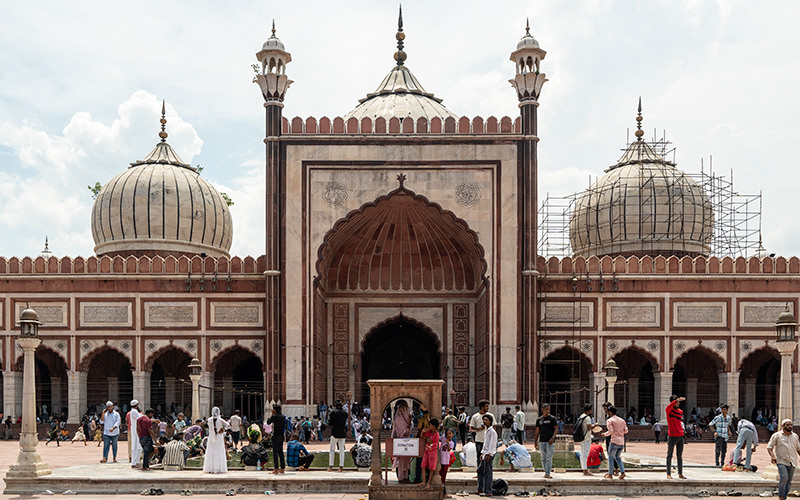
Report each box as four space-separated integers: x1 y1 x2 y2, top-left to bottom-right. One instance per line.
767 419 800 500
328 400 349 473
500 407 515 446
733 418 758 470
457 407 469 446
603 405 628 480
99 401 120 463
710 404 732 467
478 414 497 496
653 420 662 444
666 395 686 479
576 404 594 475
534 403 558 479
514 405 526 443
267 404 287 474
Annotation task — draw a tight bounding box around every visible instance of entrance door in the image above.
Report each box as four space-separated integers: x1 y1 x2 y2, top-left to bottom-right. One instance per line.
361 318 440 402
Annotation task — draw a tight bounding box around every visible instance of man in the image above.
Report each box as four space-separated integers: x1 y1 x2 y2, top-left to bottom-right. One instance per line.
457 407 469 446
163 432 190 469
585 437 606 470
666 395 687 479
710 404 732 467
128 400 143 467
603 405 628 480
534 403 558 479
767 419 800 500
576 404 594 475
733 418 758 470
501 440 532 471
478 414 497 496
469 400 495 457
229 410 242 449
443 408 459 441
653 420 662 444
350 436 373 468
137 408 158 471
514 405 526 443
99 401 120 463
287 432 315 470
501 407 515 446
327 400 348 472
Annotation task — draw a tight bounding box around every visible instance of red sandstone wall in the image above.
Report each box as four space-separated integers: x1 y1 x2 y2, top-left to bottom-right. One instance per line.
0 255 267 275
537 255 800 276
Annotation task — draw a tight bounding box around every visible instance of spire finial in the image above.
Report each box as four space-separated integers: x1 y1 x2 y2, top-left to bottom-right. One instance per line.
634 97 644 141
159 100 168 142
397 173 407 188
271 19 276 36
526 18 530 35
44 236 49 250
394 5 407 66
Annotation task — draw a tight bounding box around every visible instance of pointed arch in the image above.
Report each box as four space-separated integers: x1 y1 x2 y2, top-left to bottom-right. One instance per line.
144 344 193 371
81 345 132 371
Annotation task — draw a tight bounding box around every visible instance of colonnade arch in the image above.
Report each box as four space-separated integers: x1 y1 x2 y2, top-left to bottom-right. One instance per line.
212 346 264 419
83 347 133 414
539 346 592 419
147 346 192 416
16 346 68 420
612 346 657 422
739 346 780 422
672 346 725 416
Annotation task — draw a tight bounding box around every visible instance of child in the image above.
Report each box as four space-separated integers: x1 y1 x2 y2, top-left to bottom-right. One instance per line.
420 418 440 490
440 428 456 498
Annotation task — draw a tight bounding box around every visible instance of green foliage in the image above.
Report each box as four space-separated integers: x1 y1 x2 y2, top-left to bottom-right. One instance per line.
221 192 234 207
88 182 102 199
195 164 204 174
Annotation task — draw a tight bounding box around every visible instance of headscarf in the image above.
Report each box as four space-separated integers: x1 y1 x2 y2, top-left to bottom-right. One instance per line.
211 406 221 433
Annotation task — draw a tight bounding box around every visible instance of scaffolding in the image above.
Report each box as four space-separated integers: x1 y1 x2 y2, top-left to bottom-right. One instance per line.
538 133 762 259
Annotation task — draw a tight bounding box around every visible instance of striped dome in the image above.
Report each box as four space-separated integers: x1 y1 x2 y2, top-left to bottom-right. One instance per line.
91 141 232 258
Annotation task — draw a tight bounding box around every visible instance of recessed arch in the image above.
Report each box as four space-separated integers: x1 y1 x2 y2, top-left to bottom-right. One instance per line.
212 346 264 419
144 344 193 371
540 346 592 419
81 345 132 372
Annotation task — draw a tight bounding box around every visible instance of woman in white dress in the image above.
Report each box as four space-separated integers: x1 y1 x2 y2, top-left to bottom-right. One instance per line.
203 407 230 474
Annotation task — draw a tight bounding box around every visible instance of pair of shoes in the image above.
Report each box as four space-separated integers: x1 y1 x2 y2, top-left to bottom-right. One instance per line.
99 458 107 463
718 491 742 497
225 489 236 496
788 491 800 498
759 491 773 497
180 490 193 496
514 493 531 497
41 491 54 496
699 491 711 497
62 491 77 495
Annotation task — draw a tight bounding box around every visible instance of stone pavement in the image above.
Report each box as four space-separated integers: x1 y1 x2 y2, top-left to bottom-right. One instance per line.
0 439 779 499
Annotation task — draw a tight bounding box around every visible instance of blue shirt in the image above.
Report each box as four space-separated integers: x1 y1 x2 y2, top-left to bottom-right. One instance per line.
102 410 120 436
286 440 308 467
710 413 731 439
504 442 532 468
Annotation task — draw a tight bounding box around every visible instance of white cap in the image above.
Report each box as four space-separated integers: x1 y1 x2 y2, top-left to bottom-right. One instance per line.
130 400 139 407
105 401 113 407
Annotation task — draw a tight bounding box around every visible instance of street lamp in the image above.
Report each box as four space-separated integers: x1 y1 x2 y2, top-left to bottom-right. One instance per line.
188 358 202 422
604 359 619 407
775 307 798 423
7 306 51 478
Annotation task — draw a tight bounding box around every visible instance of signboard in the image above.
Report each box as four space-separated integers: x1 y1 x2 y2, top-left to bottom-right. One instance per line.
387 438 421 457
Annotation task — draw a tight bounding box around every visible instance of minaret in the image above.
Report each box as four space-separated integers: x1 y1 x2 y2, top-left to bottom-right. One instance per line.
510 20 547 406
254 22 291 403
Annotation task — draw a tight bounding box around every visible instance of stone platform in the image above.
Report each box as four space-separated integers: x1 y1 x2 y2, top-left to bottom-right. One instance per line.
3 462 777 497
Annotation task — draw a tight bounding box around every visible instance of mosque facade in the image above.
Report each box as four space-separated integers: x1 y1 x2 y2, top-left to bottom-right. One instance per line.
0 14 797 423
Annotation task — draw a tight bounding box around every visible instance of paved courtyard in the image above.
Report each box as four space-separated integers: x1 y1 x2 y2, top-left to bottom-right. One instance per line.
0 438 779 499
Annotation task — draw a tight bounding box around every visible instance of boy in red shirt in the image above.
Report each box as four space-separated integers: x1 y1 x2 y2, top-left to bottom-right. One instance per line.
420 418 440 490
665 395 687 479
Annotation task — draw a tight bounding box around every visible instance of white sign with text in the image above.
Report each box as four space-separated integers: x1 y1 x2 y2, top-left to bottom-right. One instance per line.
391 438 420 457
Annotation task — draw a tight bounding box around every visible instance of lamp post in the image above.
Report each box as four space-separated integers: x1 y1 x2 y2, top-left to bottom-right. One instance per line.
604 358 619 407
188 358 202 422
6 306 51 478
775 307 798 423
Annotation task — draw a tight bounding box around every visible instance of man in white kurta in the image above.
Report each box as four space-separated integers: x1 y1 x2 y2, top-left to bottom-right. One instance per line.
128 400 143 467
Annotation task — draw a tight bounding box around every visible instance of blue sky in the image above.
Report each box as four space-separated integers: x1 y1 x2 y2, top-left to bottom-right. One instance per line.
0 0 798 258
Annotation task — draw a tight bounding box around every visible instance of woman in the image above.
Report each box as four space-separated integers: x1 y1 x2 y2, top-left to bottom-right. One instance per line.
391 400 412 483
203 407 229 474
267 404 287 474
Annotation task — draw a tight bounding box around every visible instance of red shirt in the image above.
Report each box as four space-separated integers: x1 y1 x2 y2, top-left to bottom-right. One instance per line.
666 399 684 437
423 430 439 452
587 443 603 467
137 415 153 438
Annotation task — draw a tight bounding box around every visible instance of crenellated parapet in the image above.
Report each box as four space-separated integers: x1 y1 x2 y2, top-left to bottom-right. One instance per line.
280 115 522 135
0 255 266 275
537 254 800 276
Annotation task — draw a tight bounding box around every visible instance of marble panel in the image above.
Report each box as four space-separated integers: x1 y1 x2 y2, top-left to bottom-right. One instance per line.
540 302 594 328
144 301 197 328
673 301 727 328
606 301 661 328
210 302 263 327
739 301 794 328
79 302 132 327
15 302 67 328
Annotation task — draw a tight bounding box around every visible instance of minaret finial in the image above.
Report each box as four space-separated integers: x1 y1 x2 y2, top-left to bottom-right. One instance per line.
526 18 530 35
635 97 644 141
394 5 407 66
44 236 49 249
159 100 168 142
271 19 276 36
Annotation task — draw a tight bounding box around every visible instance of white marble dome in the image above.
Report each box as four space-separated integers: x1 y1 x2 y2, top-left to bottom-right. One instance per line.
91 140 232 258
569 139 713 258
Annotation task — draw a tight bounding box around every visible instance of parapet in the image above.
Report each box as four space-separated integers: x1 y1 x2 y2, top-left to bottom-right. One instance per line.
538 255 800 276
0 255 267 275
281 116 522 135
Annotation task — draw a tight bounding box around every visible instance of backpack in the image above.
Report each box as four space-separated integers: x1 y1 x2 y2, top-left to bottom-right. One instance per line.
492 478 509 496
572 415 587 442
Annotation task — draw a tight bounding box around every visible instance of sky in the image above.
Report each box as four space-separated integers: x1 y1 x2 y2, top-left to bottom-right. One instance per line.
0 0 798 259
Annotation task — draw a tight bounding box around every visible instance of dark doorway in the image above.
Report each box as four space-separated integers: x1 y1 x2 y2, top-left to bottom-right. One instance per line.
361 317 440 402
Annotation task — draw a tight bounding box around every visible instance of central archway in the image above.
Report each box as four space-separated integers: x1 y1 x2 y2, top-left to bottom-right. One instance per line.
360 316 441 403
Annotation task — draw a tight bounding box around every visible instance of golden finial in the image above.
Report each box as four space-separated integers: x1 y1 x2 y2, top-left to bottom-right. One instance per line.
634 97 644 140
159 100 168 142
394 4 407 66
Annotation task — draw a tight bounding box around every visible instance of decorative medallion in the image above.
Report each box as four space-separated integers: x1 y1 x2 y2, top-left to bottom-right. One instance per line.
714 340 726 352
455 182 481 207
322 182 348 208
607 340 619 354
675 340 686 354
146 341 157 352
647 340 659 352
741 341 752 353
211 340 223 353
55 340 67 353
120 340 131 352
185 340 197 351
541 340 551 353
81 340 92 352
251 339 263 351
581 340 593 353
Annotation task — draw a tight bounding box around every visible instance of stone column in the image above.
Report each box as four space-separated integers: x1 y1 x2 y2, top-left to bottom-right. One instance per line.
3 370 22 420
776 340 797 423
719 372 739 416
793 373 800 423
200 371 214 419
7 336 51 477
164 377 176 411
67 371 87 423
744 377 756 419
589 372 606 423
107 376 119 405
132 371 150 412
654 372 673 423
686 378 698 412
569 378 581 417
222 377 234 415
628 378 639 416
50 376 62 416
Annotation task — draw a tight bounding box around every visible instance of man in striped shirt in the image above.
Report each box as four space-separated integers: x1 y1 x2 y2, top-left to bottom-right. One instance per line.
710 404 732 467
163 432 190 469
